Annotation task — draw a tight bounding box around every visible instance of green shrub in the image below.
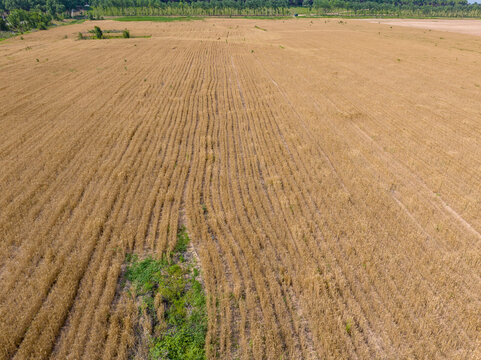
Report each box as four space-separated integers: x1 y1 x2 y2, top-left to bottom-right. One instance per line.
93 25 103 39
122 29 130 38
346 320 352 335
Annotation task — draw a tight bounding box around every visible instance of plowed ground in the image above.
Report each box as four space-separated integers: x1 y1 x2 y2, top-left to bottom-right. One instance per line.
1 18 480 359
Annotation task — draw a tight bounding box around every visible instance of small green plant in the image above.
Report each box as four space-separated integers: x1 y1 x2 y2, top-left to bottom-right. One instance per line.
77 32 84 40
122 29 130 38
345 320 352 335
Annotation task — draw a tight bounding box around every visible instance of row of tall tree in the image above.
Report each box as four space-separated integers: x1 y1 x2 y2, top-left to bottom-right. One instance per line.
1 0 473 12
87 0 481 17
88 0 470 7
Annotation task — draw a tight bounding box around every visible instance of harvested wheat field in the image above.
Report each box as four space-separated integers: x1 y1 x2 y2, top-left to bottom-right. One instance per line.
1 18 481 360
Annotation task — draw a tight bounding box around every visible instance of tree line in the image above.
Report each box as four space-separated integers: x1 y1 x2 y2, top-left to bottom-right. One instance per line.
0 0 475 13
88 0 481 18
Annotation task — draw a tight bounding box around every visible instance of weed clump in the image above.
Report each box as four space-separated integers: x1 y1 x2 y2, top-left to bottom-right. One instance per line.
125 226 207 359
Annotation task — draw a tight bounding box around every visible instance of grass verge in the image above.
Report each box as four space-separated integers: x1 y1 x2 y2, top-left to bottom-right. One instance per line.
125 226 207 360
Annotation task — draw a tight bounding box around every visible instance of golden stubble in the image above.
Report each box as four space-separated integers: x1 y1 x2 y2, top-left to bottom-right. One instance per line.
0 18 480 359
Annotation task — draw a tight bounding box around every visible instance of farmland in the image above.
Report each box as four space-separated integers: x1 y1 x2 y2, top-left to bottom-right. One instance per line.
1 18 481 359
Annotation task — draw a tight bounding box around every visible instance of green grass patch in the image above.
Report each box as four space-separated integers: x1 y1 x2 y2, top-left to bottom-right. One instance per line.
113 16 204 22
125 226 207 360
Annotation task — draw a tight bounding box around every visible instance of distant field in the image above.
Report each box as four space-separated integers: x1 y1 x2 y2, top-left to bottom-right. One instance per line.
1 19 481 359
367 18 481 36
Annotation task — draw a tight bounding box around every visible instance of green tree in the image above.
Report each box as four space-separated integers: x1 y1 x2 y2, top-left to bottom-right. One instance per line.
46 0 65 16
5 0 32 11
